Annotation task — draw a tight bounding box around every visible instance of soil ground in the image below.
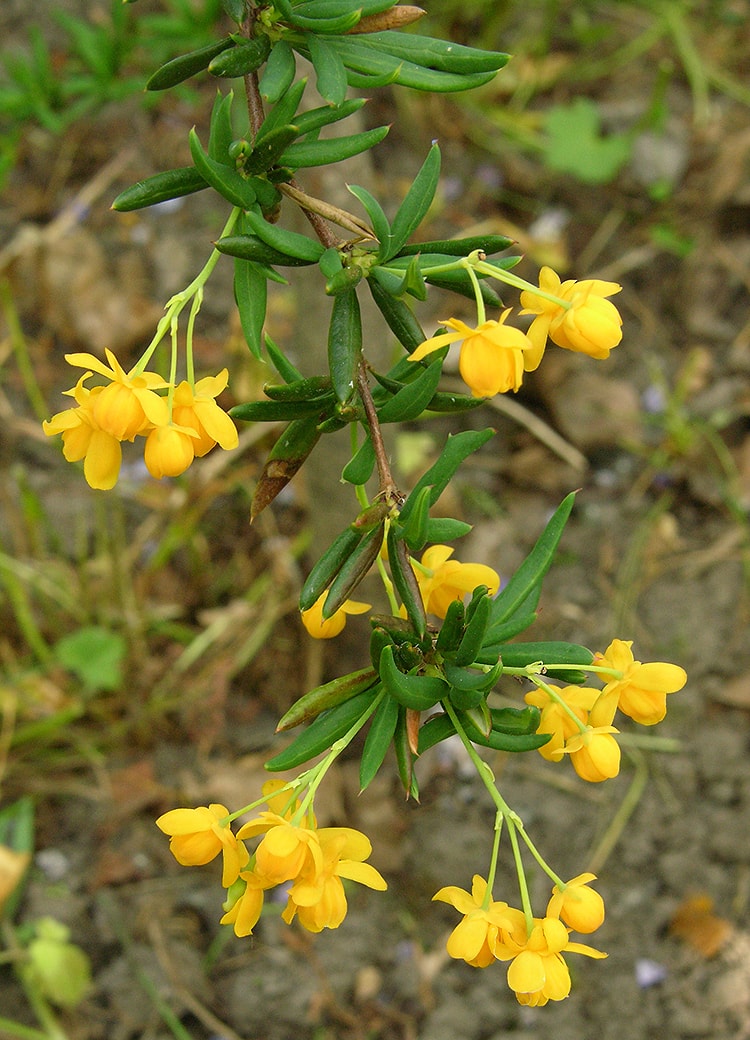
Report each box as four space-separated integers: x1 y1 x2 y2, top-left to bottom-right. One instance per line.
1 3 750 1039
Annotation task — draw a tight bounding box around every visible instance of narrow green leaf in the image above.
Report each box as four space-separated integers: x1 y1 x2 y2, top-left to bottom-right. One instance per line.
394 708 419 799
265 688 376 770
397 234 514 258
279 125 389 168
112 167 208 212
189 128 257 209
218 234 318 266
327 37 499 93
453 593 491 667
208 35 271 78
287 7 361 32
256 78 306 142
399 429 495 525
243 208 326 262
208 90 235 163
328 288 362 405
146 37 234 90
265 332 304 383
323 522 384 617
300 525 364 611
259 40 296 103
360 693 399 791
278 666 378 730
293 97 366 137
388 143 440 259
377 359 442 424
399 485 432 553
347 183 391 258
387 525 426 638
230 398 329 422
485 492 576 636
264 376 332 402
308 33 348 107
221 0 246 23
443 659 503 694
483 641 594 685
423 517 472 543
243 123 300 175
233 258 267 358
326 266 363 295
353 31 509 75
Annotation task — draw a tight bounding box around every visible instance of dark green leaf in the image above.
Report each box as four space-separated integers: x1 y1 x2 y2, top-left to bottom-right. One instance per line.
323 523 384 617
379 645 447 711
230 398 329 422
347 183 391 259
146 37 234 90
218 233 318 266
264 376 332 402
399 429 495 525
189 128 257 209
265 332 304 383
243 123 300 175
454 593 492 667
367 274 426 353
360 693 399 790
208 35 271 78
292 97 366 137
308 33 348 106
299 525 364 611
243 207 325 262
328 288 362 405
485 492 576 637
251 415 322 518
423 517 472 543
279 125 389 168
342 435 375 485
397 234 514 258
233 258 267 359
399 485 432 553
387 143 440 260
208 90 236 163
259 40 296 102
111 167 208 212
387 525 426 638
353 31 509 75
278 666 378 730
377 358 442 424
256 78 306 142
265 688 376 770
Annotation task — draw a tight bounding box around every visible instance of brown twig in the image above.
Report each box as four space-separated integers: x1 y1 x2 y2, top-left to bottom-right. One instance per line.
357 361 401 504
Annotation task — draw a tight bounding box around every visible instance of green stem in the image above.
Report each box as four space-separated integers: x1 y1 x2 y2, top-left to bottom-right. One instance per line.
134 208 241 375
0 1016 51 1040
482 810 504 909
0 279 49 423
505 817 534 934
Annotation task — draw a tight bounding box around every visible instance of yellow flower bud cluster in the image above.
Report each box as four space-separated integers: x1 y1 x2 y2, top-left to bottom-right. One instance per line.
156 781 386 938
526 638 687 782
42 350 238 489
434 872 607 1006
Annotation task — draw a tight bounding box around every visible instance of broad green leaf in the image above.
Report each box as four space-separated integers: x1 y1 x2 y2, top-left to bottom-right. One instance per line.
342 434 376 485
543 98 631 185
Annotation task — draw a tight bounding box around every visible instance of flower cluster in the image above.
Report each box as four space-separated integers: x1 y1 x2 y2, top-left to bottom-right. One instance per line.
410 265 623 399
434 873 606 1006
156 781 386 937
42 350 238 489
525 638 687 781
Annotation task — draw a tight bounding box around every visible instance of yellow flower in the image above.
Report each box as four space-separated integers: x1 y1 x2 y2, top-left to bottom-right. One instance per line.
562 687 621 783
143 422 199 479
282 827 387 933
64 349 169 440
506 915 606 1006
301 594 371 639
519 266 622 367
171 371 239 457
524 685 597 763
236 811 322 884
433 875 527 967
412 545 500 619
43 375 123 490
547 873 605 934
595 638 687 725
155 804 250 887
219 869 274 937
409 313 534 397
0 845 31 915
